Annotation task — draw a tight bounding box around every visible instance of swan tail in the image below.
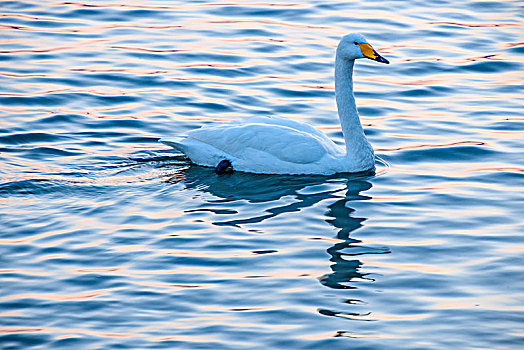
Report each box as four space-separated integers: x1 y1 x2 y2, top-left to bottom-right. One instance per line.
160 136 228 168
159 136 188 153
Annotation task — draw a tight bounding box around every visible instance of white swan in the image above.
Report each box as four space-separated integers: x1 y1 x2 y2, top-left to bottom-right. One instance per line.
160 33 389 175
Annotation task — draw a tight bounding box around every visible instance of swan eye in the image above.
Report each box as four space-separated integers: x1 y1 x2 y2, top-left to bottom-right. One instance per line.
354 41 358 45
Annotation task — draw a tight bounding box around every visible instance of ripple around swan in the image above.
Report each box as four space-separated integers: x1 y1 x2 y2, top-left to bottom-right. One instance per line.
1 0 524 349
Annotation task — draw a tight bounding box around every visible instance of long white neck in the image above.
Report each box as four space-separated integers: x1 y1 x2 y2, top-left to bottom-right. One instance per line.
334 56 373 163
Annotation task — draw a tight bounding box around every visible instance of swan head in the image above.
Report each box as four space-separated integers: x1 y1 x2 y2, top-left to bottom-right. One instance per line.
337 33 389 64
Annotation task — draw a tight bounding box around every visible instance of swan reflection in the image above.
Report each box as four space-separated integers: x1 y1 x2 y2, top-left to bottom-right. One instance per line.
163 164 374 225
320 191 390 291
162 163 389 319
163 163 374 203
318 184 390 321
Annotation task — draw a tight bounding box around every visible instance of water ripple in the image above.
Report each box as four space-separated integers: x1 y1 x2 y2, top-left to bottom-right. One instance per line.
1 0 523 349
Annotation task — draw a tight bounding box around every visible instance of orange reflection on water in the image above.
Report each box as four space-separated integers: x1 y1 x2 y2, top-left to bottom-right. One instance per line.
376 140 487 153
0 228 73 245
71 238 110 250
74 266 124 273
1 289 117 302
428 21 523 28
207 18 330 30
132 280 209 291
421 295 524 312
61 328 136 339
0 310 24 317
467 166 524 174
200 304 274 313
0 325 138 340
152 335 216 343
304 331 402 340
370 261 459 275
0 327 46 334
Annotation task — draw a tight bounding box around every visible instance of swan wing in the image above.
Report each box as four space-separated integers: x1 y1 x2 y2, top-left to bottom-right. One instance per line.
246 116 328 139
187 121 338 164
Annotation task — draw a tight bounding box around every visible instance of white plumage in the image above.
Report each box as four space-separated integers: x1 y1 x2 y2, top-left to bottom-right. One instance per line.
160 33 389 175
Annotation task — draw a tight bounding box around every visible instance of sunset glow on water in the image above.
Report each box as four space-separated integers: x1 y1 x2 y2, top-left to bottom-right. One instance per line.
1 0 523 348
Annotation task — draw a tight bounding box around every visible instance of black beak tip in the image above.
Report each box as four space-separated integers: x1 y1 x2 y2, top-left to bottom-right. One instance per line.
371 50 389 64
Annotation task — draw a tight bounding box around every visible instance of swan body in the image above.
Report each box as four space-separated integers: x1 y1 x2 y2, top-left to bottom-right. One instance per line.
160 33 389 175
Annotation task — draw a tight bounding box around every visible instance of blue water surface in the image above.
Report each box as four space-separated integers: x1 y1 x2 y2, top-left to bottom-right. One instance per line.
1 0 523 349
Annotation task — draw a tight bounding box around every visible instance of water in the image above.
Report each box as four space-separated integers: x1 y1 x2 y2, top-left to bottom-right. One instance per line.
1 0 523 348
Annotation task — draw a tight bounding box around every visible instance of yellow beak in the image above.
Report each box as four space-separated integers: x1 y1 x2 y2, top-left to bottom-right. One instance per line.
358 43 389 64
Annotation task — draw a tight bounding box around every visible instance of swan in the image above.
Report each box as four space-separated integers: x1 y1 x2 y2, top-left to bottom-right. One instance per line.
160 33 389 175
